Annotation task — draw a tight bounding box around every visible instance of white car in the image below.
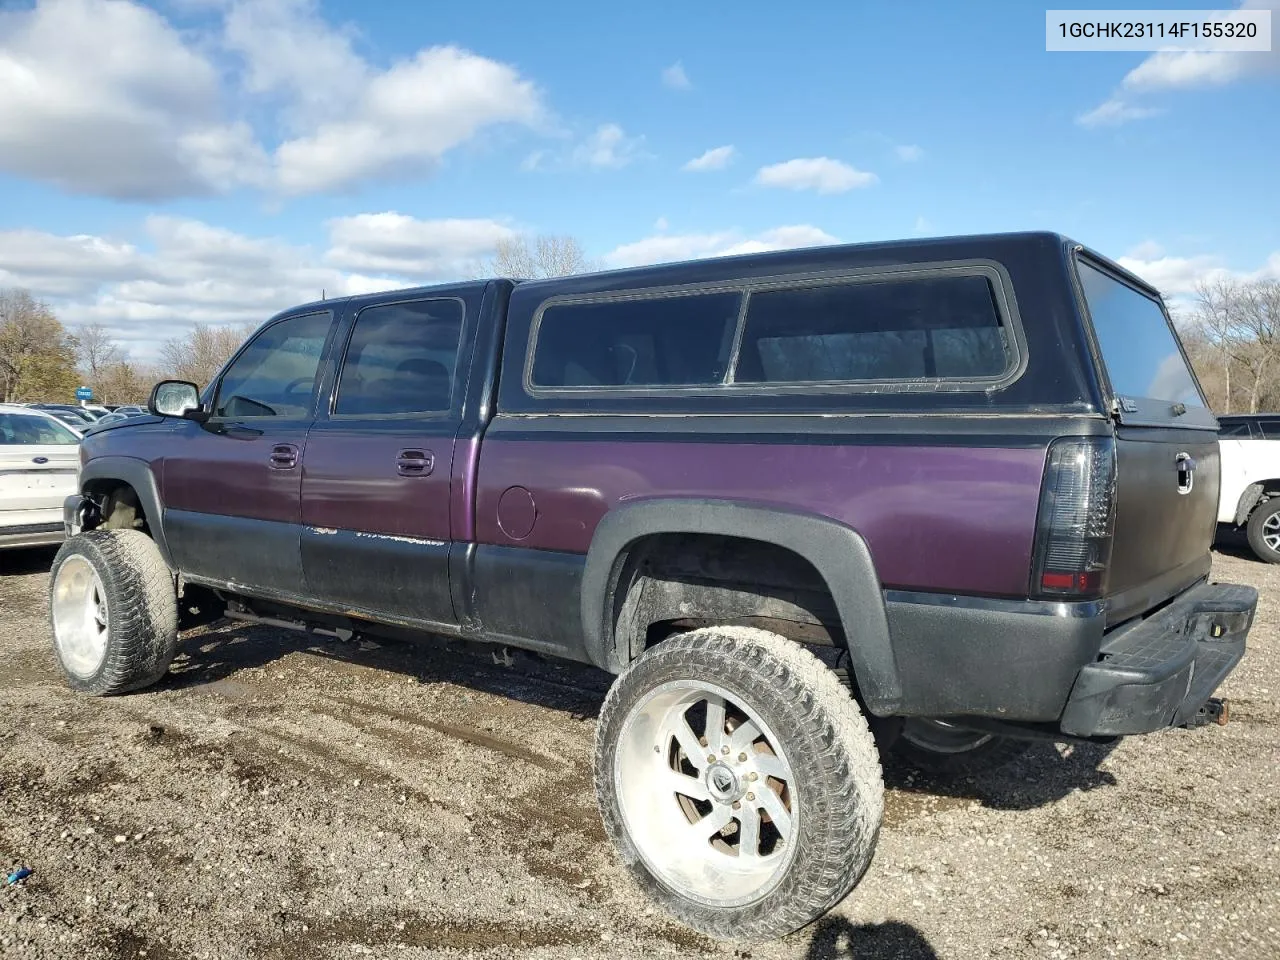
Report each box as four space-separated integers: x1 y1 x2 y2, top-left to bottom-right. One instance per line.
0 404 82 550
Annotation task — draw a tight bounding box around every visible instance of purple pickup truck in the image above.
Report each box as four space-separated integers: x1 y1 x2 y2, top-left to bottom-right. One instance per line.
50 232 1254 939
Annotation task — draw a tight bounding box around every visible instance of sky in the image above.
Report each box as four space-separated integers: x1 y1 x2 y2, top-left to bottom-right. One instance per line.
0 0 1277 358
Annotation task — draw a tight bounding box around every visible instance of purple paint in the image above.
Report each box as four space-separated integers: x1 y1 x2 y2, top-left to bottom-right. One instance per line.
476 439 1045 597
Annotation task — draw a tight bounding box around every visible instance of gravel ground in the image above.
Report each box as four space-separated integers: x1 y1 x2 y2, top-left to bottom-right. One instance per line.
1 542 1277 960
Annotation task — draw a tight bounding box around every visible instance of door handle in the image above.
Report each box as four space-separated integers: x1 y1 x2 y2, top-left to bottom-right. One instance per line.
269 443 299 469
396 449 434 477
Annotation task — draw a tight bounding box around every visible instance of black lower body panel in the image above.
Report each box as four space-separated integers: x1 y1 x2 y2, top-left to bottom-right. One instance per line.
885 591 1107 721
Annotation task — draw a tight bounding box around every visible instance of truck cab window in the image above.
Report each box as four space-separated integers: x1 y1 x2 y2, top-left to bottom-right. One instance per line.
213 312 331 419
335 299 464 416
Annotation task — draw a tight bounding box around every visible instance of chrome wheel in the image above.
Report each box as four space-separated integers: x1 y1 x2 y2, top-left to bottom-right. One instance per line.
51 555 110 678
1263 511 1280 551
613 680 797 907
901 718 993 754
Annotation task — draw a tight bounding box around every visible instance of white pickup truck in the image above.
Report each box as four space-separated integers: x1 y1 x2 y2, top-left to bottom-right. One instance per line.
1217 413 1280 562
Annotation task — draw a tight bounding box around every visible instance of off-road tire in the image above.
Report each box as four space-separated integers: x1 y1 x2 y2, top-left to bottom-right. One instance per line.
594 627 884 940
49 530 179 696
1246 498 1280 564
893 720 1031 776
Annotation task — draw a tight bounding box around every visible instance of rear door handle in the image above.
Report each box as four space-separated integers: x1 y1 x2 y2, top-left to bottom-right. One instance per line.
396 449 434 477
269 443 299 469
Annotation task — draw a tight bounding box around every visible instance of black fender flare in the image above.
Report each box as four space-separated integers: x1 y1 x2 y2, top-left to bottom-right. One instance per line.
78 456 175 569
1235 482 1266 526
580 497 902 715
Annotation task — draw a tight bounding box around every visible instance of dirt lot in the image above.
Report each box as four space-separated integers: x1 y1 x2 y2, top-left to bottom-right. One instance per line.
1 545 1277 960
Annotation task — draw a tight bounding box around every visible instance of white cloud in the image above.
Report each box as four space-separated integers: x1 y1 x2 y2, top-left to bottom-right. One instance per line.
895 144 924 162
662 61 691 90
0 0 546 198
605 225 838 268
1125 240 1166 261
1079 2 1279 128
0 231 145 297
1121 0 1279 93
1076 97 1163 128
1122 50 1257 90
653 216 669 231
573 123 642 169
274 45 543 194
0 217 420 355
683 145 736 172
1118 252 1231 296
1117 242 1280 299
0 0 258 198
325 213 516 276
754 157 877 194
222 0 367 129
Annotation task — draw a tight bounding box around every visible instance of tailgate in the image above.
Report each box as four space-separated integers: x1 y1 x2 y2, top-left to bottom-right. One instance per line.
1109 432 1219 622
1074 255 1220 624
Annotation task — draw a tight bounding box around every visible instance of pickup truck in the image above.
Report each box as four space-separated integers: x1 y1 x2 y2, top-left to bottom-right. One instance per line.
49 232 1255 940
1215 413 1280 562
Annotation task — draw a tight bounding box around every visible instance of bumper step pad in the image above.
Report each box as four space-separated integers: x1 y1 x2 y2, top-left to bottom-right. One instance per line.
1060 583 1256 737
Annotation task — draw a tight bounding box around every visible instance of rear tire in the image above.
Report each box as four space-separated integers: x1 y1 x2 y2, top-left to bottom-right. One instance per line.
594 627 883 940
49 530 178 696
1246 499 1280 564
893 718 1030 776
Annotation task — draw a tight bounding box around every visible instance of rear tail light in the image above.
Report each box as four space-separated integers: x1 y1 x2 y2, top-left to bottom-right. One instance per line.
1031 437 1116 600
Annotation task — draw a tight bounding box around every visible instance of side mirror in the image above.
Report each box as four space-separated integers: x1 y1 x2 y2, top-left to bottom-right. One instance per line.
148 380 205 420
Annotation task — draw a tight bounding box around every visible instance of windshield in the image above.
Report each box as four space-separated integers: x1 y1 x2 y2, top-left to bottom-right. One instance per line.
1077 259 1207 422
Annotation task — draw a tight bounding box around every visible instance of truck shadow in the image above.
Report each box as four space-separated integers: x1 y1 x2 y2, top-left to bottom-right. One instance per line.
881 737 1118 814
803 917 939 960
163 618 613 719
165 620 1118 810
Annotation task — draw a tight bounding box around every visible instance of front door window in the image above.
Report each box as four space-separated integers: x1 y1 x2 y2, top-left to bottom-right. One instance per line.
213 312 332 419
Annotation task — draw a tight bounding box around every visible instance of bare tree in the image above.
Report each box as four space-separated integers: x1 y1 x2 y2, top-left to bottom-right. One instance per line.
159 323 251 388
1193 279 1280 413
76 322 124 396
95 359 152 405
0 288 80 402
487 235 595 279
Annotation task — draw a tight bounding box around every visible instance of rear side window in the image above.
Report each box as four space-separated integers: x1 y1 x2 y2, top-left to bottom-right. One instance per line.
1077 261 1204 410
735 275 1011 384
336 299 463 415
1218 420 1254 438
1259 420 1280 440
0 413 79 445
530 292 740 389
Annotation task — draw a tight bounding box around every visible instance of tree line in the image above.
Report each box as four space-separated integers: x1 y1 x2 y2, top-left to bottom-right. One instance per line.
0 286 250 405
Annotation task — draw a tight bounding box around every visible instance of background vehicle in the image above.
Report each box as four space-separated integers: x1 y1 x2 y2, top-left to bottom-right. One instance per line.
83 412 135 432
29 403 97 425
113 405 147 417
1215 413 1280 562
32 409 88 433
0 404 81 550
50 232 1254 940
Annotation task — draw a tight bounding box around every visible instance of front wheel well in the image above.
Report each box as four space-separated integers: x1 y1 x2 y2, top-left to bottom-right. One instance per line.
82 479 150 535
